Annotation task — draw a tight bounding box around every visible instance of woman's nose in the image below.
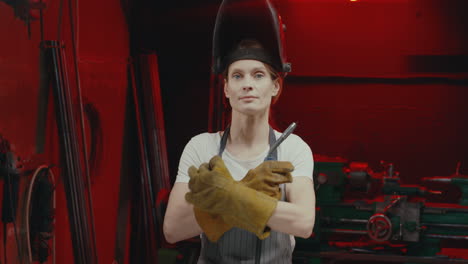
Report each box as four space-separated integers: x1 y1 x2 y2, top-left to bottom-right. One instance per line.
242 85 253 91
242 78 254 91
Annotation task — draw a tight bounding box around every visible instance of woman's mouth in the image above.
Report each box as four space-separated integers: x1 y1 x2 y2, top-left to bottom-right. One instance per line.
240 96 258 101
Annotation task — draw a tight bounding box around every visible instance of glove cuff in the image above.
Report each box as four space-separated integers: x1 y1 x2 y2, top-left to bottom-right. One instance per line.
222 183 278 239
194 207 232 242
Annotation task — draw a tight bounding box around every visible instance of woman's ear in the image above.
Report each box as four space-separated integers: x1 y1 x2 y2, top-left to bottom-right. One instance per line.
272 79 280 96
271 78 283 105
224 79 230 98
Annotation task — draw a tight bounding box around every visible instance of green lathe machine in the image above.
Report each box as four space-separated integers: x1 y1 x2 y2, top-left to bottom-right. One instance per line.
294 156 468 264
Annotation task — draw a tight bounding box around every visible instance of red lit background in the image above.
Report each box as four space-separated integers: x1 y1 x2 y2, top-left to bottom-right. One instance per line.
0 0 467 263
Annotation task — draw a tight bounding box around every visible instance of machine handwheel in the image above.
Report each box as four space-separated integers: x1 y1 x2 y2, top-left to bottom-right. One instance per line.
367 213 392 242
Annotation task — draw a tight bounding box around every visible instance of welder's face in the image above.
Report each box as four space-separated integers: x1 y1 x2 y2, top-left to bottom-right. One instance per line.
224 60 279 116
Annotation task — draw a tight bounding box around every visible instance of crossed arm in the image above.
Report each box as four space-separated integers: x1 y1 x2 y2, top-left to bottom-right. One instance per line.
163 176 315 244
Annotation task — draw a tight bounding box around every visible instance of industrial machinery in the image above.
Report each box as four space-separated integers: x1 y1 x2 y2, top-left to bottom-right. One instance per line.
294 156 468 264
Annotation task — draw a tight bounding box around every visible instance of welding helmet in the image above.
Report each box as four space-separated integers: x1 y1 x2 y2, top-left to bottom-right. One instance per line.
212 0 291 75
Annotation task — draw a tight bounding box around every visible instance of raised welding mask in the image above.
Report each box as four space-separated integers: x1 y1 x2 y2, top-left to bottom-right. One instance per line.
212 0 291 75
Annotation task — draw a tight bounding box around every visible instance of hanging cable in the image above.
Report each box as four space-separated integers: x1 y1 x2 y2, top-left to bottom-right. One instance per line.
25 165 56 264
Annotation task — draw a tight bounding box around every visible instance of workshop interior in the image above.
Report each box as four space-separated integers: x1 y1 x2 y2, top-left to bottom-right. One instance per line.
0 0 468 263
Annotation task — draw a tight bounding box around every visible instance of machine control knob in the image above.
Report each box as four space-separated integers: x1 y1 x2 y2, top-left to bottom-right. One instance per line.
367 213 392 242
317 173 328 185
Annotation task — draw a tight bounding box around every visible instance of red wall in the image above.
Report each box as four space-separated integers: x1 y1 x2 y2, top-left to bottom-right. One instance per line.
274 81 468 183
280 0 467 77
0 0 129 262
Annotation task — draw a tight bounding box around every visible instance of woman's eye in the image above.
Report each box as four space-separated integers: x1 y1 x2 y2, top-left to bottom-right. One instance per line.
232 74 241 79
254 73 265 79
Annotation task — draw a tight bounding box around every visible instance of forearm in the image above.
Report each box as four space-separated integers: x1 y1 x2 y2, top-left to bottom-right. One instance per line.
267 177 316 238
163 183 203 243
267 201 315 238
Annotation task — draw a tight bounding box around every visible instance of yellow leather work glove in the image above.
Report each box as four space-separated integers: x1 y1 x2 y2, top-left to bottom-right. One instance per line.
187 156 294 240
193 158 293 241
241 160 294 199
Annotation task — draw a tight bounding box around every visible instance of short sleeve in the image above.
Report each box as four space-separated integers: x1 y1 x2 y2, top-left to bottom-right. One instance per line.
174 133 219 183
280 134 314 180
175 138 199 183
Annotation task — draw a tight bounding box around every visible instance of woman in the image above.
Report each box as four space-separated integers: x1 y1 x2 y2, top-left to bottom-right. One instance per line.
163 38 316 263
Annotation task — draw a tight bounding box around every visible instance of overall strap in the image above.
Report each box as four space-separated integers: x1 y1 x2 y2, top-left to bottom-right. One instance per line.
218 125 230 156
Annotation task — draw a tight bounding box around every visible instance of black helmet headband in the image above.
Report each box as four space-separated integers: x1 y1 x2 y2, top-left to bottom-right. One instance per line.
223 46 279 73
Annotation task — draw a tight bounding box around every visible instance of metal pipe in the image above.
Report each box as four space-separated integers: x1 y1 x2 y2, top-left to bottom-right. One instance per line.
426 234 468 240
296 251 468 264
267 122 297 157
321 217 368 224
322 228 368 235
423 223 468 229
45 40 96 264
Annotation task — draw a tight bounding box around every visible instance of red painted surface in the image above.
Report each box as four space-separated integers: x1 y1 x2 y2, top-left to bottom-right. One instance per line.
1 0 467 262
0 0 128 262
274 82 468 183
277 0 467 77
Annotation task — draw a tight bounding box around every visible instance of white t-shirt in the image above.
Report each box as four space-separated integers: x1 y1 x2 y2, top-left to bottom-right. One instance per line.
175 130 314 183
